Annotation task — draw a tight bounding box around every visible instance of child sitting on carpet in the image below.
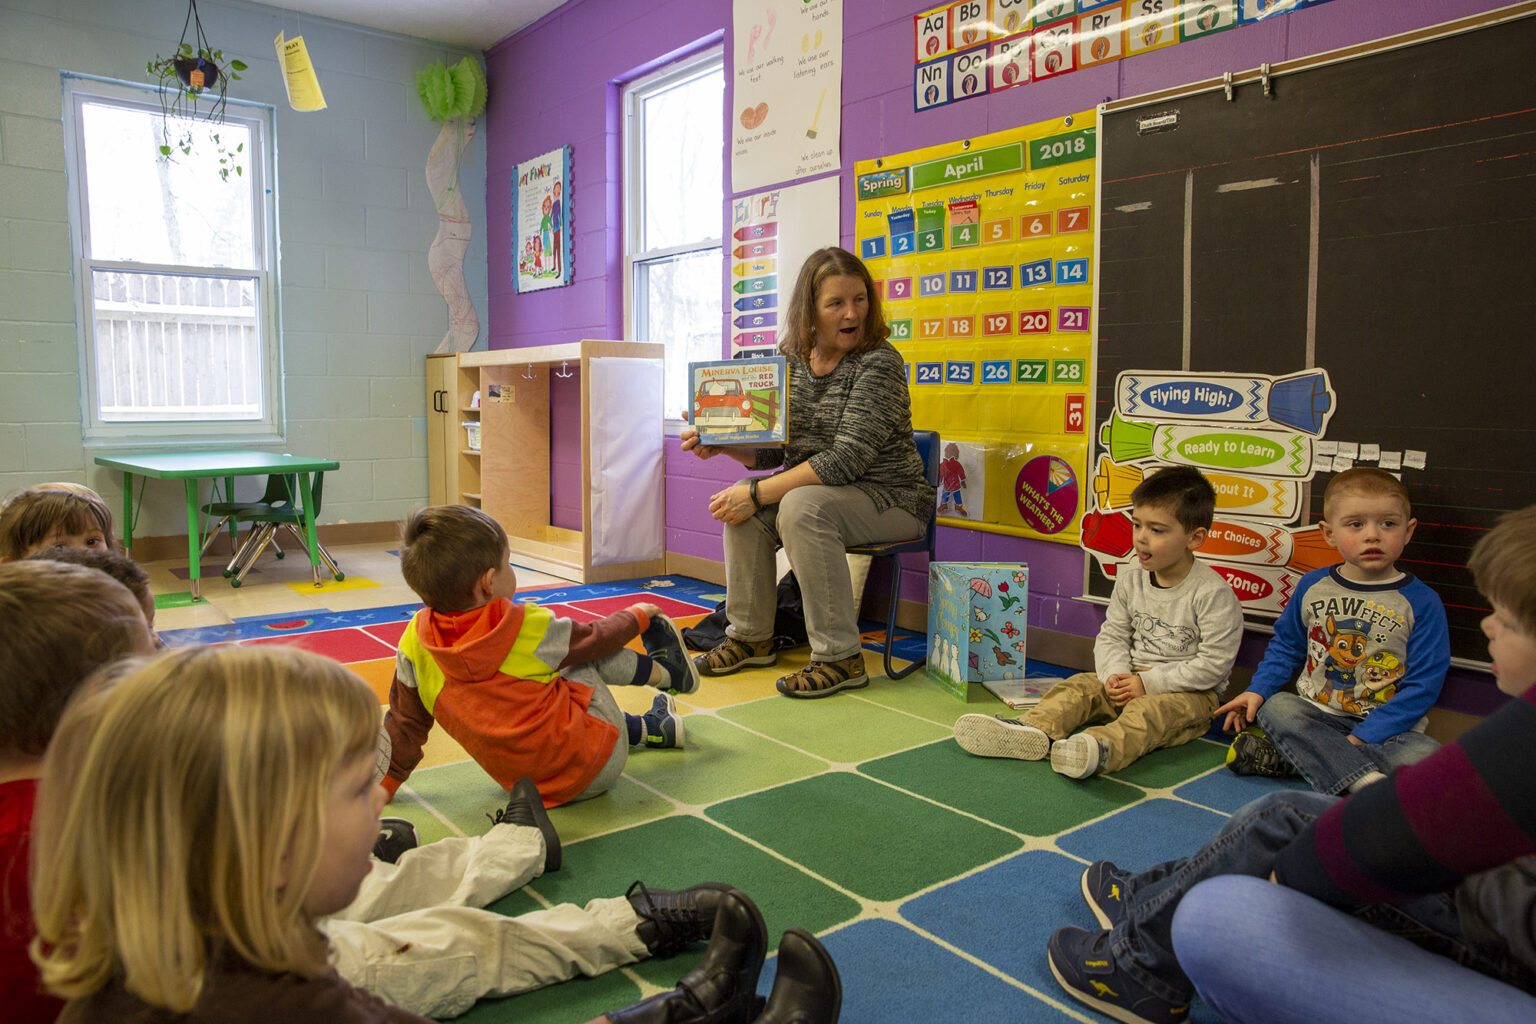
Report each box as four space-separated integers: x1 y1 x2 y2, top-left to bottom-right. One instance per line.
26 545 161 642
0 484 116 561
383 504 699 807
1214 466 1449 793
0 560 156 1024
953 465 1243 779
30 644 841 1024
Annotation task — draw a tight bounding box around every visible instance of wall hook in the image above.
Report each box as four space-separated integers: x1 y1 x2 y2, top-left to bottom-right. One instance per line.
1223 71 1234 102
1260 63 1272 97
522 363 536 379
555 360 573 378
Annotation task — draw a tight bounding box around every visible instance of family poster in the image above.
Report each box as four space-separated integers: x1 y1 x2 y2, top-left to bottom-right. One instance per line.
512 146 572 293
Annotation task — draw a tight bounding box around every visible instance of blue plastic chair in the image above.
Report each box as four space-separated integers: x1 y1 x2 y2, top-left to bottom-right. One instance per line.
847 429 940 679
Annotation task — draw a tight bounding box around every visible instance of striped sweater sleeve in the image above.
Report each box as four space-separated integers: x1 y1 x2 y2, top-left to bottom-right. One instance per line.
1275 688 1536 905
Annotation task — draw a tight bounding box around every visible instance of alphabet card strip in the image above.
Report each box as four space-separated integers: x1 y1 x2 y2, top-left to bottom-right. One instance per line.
912 0 1341 111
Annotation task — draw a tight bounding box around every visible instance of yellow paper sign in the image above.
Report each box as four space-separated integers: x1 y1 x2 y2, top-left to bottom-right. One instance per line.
274 31 327 112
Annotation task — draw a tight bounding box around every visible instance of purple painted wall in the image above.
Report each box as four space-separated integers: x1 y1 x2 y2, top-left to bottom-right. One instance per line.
484 0 1510 709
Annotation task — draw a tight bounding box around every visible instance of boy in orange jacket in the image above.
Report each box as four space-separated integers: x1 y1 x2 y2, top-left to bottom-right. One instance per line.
383 505 698 807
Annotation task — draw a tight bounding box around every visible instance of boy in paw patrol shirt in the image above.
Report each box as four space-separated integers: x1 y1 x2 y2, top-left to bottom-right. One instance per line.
1216 467 1450 794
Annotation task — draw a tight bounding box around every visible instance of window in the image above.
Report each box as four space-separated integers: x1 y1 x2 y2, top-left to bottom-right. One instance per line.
62 75 280 445
622 47 724 426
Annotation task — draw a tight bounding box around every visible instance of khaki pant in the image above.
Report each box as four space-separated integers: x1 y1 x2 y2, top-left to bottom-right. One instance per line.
324 824 647 1018
1021 671 1219 774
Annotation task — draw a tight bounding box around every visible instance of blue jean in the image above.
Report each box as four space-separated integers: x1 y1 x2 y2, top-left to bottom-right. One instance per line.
1112 790 1536 1005
1258 691 1440 794
1172 876 1536 1023
1110 790 1336 1003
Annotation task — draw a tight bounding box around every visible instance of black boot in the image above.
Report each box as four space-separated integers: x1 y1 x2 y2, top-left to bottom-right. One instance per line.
607 888 768 1024
487 777 561 872
755 929 841 1024
629 880 733 958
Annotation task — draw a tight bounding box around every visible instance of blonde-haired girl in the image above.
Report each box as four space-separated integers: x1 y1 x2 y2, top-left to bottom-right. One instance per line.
31 644 843 1022
30 644 418 1021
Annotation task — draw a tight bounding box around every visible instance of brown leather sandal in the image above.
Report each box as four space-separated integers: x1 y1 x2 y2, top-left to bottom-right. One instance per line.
695 636 777 676
775 654 869 699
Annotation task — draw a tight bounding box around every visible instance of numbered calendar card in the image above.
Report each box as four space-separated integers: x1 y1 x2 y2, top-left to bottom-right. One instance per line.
854 111 1095 544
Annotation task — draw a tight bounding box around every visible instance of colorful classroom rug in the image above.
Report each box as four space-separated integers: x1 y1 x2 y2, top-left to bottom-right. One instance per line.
159 574 1299 1023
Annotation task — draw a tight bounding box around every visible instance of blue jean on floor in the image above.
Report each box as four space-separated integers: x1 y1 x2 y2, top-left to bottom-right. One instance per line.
1258 691 1440 794
1171 876 1536 1024
1109 790 1338 1004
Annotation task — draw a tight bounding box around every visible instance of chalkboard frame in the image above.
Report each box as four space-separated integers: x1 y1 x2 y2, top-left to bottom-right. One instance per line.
1087 2 1536 669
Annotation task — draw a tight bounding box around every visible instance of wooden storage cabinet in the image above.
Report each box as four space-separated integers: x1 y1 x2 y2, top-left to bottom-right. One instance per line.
426 353 481 507
430 341 665 584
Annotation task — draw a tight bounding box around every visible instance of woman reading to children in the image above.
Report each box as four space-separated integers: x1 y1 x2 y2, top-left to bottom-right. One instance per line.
681 247 934 698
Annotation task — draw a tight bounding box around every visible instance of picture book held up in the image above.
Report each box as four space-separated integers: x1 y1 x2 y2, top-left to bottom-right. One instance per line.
688 356 787 445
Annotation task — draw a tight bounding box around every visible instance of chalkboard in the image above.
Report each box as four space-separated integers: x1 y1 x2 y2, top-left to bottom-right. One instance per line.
1091 7 1536 666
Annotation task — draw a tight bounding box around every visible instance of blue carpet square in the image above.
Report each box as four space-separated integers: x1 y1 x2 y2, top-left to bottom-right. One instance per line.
1174 765 1312 814
1056 797 1229 872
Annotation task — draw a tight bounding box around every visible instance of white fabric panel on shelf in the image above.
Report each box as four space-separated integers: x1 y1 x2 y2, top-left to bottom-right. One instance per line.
588 356 664 566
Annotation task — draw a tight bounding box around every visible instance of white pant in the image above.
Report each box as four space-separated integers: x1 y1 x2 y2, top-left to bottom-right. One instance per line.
322 823 649 1019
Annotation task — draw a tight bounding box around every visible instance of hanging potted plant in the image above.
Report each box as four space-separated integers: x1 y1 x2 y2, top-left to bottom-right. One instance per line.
146 0 247 180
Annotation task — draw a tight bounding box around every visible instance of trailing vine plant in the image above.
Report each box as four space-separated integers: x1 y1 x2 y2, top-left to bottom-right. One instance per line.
145 0 248 180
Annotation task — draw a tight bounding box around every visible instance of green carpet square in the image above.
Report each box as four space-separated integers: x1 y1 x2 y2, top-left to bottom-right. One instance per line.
490 814 859 990
623 713 829 805
395 760 505 834
397 763 676 843
447 963 643 1023
1109 737 1230 789
708 772 1022 901
860 739 1146 836
858 670 1017 725
720 688 952 764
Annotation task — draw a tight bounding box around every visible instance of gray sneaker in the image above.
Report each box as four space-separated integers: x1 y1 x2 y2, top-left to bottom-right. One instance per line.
1051 733 1108 780
953 714 1051 760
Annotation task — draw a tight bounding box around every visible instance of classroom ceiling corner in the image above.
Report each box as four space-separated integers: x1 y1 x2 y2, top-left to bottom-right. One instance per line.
262 0 573 51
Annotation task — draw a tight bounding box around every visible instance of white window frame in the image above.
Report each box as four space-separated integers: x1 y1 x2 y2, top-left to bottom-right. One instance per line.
621 46 724 432
62 73 283 448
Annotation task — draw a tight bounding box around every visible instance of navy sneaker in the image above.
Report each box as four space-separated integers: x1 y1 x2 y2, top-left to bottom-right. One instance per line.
1226 726 1295 778
641 613 701 695
643 691 685 749
1082 860 1133 929
372 817 418 864
1048 926 1190 1024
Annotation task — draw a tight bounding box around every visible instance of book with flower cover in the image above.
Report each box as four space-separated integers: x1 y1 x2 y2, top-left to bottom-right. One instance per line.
688 356 787 445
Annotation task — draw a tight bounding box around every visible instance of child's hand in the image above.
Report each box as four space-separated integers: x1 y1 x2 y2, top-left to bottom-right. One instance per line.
1214 691 1264 733
635 602 662 618
1106 673 1145 707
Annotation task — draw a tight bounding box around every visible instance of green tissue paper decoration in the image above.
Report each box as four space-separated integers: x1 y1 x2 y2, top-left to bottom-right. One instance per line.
416 56 487 121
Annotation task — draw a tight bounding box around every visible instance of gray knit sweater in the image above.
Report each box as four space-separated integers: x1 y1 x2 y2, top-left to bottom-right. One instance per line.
753 342 935 524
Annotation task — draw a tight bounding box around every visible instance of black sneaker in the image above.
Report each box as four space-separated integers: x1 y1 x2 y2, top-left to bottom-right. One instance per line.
627 880 734 958
1081 860 1133 929
641 613 701 695
487 777 561 872
1226 727 1295 778
372 817 418 864
1048 926 1190 1024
